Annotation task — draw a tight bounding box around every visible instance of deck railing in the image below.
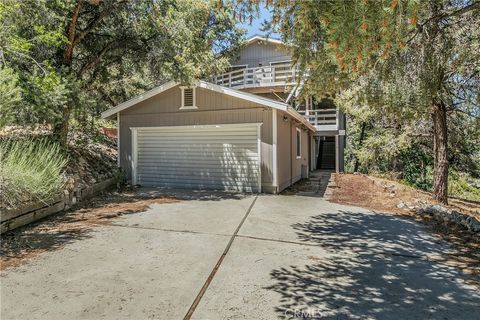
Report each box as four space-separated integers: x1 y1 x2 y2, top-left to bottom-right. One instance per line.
297 109 338 130
212 64 300 88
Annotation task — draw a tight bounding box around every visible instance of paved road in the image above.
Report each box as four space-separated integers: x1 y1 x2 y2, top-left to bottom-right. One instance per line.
1 192 479 319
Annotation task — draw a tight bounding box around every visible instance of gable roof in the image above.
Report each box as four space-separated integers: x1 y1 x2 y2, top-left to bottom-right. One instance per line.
101 80 315 132
246 35 284 46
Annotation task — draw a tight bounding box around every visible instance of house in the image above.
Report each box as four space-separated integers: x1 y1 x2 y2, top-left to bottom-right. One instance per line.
101 35 345 193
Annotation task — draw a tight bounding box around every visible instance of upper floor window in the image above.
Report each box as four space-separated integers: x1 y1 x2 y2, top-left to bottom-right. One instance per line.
180 86 197 110
296 128 301 159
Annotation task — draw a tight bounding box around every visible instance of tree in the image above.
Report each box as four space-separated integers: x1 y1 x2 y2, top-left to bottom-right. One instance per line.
240 0 480 204
1 0 244 145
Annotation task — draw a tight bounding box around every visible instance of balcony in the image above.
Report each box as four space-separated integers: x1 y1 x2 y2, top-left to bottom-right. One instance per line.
297 109 339 132
212 63 300 90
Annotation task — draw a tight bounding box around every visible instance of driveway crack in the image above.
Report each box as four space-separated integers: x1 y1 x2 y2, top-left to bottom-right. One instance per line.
183 195 259 320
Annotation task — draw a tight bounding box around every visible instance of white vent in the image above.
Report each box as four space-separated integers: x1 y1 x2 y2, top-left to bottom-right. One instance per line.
180 86 197 109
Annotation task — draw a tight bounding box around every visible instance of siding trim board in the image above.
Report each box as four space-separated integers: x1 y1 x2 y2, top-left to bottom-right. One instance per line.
130 123 263 131
131 128 138 185
272 109 278 190
117 112 121 167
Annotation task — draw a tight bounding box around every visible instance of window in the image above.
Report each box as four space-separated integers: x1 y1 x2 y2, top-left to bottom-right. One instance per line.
180 86 197 110
296 128 301 159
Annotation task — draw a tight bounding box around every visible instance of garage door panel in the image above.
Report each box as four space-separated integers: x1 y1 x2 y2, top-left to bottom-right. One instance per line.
134 125 261 192
137 162 258 171
138 150 258 165
137 169 259 179
136 146 259 153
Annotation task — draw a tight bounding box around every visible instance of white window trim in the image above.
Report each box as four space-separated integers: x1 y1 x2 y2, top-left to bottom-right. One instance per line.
179 86 197 110
296 127 302 159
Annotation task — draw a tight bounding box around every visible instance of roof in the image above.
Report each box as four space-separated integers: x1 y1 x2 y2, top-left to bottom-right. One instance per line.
245 35 284 46
101 80 315 132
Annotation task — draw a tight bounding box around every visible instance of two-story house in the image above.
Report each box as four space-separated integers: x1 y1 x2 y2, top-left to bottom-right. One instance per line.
101 35 345 193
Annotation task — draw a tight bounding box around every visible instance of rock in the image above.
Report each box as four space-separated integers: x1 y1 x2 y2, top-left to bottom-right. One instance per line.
397 202 407 209
418 206 480 233
423 204 447 215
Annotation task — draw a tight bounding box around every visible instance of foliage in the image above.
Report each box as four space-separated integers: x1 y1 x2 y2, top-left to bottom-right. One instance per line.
400 144 434 191
448 171 480 202
0 67 22 127
0 138 68 208
0 0 244 143
239 0 480 203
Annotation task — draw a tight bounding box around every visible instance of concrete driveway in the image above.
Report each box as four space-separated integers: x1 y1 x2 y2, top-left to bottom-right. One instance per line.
1 192 479 319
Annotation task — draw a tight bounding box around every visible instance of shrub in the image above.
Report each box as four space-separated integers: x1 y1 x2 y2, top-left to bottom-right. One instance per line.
0 138 67 208
448 171 480 202
400 145 433 191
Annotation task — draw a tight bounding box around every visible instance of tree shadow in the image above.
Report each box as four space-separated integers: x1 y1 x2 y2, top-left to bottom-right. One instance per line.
266 210 480 319
136 187 252 201
0 191 177 270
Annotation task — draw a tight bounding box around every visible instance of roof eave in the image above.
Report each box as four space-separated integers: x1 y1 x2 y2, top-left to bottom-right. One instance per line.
101 80 289 119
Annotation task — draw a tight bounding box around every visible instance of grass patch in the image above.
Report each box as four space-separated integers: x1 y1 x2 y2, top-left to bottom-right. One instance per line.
0 138 67 208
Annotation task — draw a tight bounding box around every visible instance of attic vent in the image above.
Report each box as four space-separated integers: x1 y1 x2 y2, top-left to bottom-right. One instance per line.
180 86 197 109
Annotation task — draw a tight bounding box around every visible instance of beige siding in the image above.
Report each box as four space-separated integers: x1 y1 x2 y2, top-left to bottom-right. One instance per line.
119 85 274 189
232 41 291 68
276 111 310 192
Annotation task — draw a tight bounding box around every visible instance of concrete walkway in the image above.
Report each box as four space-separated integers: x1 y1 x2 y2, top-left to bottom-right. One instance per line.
1 191 479 319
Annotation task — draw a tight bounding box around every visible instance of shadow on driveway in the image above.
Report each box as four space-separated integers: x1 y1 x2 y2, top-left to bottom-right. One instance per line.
1 187 252 270
266 210 480 319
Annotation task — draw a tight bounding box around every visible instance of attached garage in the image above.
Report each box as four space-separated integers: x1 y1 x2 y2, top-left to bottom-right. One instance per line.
132 124 261 192
102 80 315 193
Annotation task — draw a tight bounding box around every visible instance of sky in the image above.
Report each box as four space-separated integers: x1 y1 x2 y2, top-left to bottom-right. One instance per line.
240 6 279 39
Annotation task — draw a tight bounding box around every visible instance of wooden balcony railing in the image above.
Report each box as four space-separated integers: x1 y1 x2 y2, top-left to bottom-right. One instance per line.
297 109 338 130
212 64 300 88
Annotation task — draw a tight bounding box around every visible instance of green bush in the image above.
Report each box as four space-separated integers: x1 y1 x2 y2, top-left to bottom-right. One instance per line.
0 138 68 208
400 145 433 191
448 171 480 202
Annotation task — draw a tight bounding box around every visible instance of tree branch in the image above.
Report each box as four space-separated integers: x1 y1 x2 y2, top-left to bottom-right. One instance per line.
77 41 113 78
406 1 480 45
4 48 47 75
64 0 83 64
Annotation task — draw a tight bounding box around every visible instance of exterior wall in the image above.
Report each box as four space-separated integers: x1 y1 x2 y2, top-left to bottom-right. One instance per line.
231 40 291 68
119 85 274 190
276 111 310 192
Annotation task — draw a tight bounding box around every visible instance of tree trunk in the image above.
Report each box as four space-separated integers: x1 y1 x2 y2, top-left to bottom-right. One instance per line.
432 100 448 204
353 122 367 172
53 107 71 147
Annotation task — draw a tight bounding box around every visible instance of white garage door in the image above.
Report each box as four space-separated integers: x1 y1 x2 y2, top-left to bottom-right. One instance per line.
132 124 261 192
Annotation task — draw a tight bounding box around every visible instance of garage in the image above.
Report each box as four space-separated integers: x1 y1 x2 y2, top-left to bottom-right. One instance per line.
131 124 261 192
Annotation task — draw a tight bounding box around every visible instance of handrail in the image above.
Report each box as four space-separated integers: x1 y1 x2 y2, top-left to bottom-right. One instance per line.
212 64 300 88
297 109 338 128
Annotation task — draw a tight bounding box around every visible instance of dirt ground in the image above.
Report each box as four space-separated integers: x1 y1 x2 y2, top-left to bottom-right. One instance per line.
330 173 480 280
0 190 177 270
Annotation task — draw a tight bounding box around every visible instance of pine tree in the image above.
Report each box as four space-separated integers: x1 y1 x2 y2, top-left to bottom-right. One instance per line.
241 0 480 204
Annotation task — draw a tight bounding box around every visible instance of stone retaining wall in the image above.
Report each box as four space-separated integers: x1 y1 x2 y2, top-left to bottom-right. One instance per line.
1 178 115 234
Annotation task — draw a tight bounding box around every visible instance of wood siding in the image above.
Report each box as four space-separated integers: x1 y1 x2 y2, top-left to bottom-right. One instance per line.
232 41 291 68
276 111 310 192
119 85 274 190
